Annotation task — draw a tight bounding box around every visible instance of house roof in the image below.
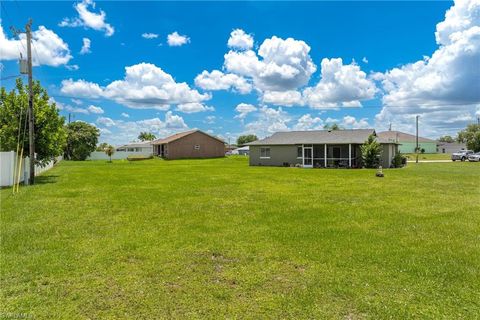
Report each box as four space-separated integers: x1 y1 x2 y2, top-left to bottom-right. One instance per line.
247 129 394 145
151 129 225 145
117 141 153 148
377 131 436 143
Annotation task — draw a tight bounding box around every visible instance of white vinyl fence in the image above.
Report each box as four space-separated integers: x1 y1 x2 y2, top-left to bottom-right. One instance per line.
0 151 62 187
87 151 153 160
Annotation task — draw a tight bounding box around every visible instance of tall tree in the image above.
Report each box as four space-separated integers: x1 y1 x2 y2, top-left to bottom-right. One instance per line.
237 134 258 146
457 124 480 152
65 122 100 160
438 135 455 143
138 132 156 141
0 79 66 165
361 134 382 168
324 123 341 130
96 142 109 151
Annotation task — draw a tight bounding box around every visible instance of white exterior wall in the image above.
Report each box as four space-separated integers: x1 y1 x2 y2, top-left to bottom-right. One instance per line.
0 151 16 187
0 152 62 187
87 151 153 160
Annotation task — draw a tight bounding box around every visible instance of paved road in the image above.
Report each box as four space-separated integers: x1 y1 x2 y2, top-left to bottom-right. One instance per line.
408 160 455 163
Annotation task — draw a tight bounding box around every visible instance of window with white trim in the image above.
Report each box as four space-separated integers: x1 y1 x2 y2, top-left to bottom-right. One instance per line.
194 144 200 150
297 146 303 158
260 147 270 158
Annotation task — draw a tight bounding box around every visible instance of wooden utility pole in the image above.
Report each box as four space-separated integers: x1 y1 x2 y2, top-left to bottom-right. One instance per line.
415 115 419 164
26 19 35 185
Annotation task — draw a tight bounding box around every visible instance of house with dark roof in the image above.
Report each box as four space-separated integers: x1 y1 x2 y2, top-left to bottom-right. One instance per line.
247 129 398 168
377 131 437 153
152 129 225 159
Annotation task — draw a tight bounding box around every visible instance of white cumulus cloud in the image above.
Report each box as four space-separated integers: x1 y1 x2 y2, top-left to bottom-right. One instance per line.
194 70 252 94
244 106 291 136
228 29 254 50
167 31 190 46
175 102 214 114
342 115 370 129
142 33 158 39
224 35 317 91
59 0 114 36
96 116 115 127
80 37 91 54
375 0 480 137
234 103 257 120
61 78 104 98
262 90 303 107
87 105 104 114
60 63 210 110
96 112 189 144
302 58 377 109
293 114 324 131
0 24 72 67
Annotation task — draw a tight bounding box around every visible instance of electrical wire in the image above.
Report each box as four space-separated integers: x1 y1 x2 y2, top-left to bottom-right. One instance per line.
1 74 23 81
47 94 480 109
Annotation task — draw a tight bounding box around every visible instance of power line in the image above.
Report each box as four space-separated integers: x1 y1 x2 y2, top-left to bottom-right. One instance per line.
1 74 23 81
47 94 480 109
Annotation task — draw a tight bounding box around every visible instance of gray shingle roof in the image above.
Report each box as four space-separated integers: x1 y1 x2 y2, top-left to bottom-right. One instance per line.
377 131 436 143
247 129 390 145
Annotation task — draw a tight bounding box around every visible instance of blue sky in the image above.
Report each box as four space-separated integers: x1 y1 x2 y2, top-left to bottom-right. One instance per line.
1 0 479 144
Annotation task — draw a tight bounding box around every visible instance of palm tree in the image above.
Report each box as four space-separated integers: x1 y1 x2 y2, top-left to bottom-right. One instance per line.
138 132 157 141
105 145 115 162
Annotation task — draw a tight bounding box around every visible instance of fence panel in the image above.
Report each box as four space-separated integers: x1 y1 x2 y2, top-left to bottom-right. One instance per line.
0 152 62 187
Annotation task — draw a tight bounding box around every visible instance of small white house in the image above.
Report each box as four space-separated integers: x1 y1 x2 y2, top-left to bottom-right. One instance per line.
116 141 153 153
88 141 153 160
232 146 249 155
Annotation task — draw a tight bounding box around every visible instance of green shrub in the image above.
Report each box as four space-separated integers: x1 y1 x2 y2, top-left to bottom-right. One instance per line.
391 152 406 168
361 134 382 168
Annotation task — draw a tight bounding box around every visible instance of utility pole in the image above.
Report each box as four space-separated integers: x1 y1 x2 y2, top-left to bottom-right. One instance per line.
416 115 419 164
26 19 35 185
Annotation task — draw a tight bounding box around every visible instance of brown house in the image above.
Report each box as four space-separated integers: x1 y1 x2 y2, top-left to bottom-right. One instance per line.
152 129 225 159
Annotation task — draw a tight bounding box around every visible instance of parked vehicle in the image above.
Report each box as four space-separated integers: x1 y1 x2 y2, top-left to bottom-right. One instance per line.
468 152 480 162
451 150 474 161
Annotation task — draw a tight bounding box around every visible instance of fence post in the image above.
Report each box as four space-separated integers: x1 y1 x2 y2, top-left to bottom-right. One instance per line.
24 157 30 185
10 151 16 186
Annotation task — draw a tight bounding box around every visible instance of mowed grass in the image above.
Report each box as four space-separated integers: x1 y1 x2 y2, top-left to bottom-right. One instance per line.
1 157 479 319
405 153 452 160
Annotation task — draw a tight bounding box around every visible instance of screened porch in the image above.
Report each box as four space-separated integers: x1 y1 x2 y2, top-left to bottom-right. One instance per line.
300 144 361 168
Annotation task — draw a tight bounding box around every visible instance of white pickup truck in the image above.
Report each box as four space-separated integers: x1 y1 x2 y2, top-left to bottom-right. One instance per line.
451 150 474 161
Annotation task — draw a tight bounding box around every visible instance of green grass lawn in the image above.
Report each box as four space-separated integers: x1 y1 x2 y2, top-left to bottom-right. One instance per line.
1 157 479 319
404 153 452 160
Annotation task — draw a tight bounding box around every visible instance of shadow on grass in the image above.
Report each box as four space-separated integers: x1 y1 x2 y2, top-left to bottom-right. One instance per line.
35 175 59 185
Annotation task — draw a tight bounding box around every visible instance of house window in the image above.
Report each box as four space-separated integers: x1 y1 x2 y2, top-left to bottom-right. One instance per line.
194 145 200 150
260 147 270 158
297 146 303 158
127 148 134 152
